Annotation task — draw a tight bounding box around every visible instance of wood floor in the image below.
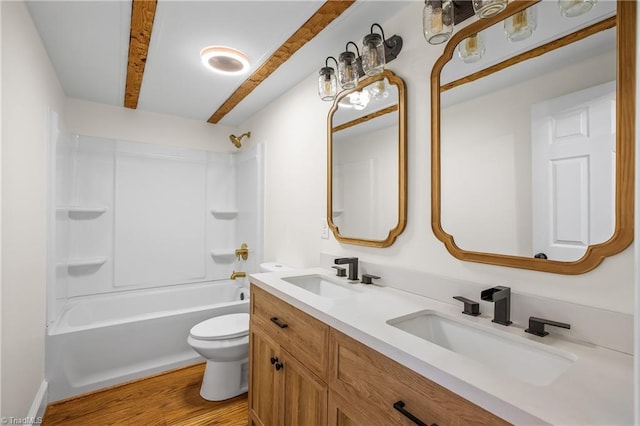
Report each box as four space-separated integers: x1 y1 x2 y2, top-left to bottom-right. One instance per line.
43 363 248 425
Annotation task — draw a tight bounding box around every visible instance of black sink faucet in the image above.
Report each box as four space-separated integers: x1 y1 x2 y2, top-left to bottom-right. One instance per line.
334 257 358 281
480 286 512 326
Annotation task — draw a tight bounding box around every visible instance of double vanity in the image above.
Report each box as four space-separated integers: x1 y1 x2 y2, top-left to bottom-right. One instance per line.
248 266 633 425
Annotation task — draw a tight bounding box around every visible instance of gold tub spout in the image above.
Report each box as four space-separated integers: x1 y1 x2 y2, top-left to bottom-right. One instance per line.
230 271 246 280
235 243 249 261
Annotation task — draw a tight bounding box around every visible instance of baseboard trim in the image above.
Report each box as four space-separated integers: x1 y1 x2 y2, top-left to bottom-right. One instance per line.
27 380 48 424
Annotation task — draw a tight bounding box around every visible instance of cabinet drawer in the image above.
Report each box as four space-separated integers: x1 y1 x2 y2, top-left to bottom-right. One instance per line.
251 284 329 379
329 329 510 426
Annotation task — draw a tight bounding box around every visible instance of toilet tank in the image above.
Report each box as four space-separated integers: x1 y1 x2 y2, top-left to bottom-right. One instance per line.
259 262 293 273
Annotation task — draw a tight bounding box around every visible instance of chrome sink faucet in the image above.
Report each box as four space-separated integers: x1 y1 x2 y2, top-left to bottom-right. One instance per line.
334 257 358 281
481 286 512 326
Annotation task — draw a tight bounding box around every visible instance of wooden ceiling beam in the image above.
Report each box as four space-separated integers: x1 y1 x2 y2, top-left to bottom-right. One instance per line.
207 1 356 124
124 0 157 109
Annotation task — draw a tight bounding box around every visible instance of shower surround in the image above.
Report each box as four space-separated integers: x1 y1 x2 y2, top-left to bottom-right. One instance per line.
46 113 263 400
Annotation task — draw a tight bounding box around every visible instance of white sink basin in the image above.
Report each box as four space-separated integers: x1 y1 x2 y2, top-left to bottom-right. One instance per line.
387 310 576 386
281 274 355 298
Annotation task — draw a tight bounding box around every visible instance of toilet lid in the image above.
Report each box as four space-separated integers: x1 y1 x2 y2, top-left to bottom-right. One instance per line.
190 313 249 341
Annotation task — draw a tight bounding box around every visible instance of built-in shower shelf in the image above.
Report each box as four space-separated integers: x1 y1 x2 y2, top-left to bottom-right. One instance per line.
65 257 107 268
57 206 108 217
210 209 238 219
210 250 236 259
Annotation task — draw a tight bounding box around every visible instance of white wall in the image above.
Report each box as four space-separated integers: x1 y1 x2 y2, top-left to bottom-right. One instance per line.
65 98 238 153
1 1 65 417
242 73 329 268
0 0 3 418
242 1 634 314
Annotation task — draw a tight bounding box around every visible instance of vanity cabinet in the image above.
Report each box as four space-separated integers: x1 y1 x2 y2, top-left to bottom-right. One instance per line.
329 329 510 426
249 286 329 425
249 285 510 426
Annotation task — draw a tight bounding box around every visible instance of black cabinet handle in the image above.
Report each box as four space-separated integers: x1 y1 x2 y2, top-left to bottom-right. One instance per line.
274 362 284 371
270 317 288 329
270 357 278 365
393 401 436 426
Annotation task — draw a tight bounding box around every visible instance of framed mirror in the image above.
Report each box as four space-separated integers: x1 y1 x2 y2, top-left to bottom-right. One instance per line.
327 69 407 247
431 0 635 274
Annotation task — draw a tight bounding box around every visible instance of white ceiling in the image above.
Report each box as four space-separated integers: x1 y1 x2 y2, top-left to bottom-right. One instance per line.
26 0 414 127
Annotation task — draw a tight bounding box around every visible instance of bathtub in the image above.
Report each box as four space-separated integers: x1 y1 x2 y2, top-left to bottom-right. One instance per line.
46 280 249 402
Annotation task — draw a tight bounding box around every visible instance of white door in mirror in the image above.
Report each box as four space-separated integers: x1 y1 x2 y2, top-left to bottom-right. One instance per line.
531 81 615 261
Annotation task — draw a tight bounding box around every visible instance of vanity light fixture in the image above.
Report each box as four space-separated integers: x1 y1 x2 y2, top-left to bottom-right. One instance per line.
368 79 389 100
318 56 339 101
504 5 537 42
423 0 454 45
472 0 508 18
338 42 360 90
318 23 403 101
558 0 597 18
349 90 371 111
200 46 250 76
362 24 388 76
458 32 486 63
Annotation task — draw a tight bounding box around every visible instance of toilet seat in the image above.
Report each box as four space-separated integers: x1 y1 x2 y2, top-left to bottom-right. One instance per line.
190 313 249 341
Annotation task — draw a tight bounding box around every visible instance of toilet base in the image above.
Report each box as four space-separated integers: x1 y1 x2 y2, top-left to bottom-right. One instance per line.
199 358 249 401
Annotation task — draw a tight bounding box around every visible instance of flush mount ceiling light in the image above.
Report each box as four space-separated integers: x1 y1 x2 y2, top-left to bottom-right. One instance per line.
200 46 250 76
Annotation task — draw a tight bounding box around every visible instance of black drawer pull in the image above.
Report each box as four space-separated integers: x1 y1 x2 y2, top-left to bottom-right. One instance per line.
274 362 284 371
270 357 278 365
393 401 436 426
270 317 288 329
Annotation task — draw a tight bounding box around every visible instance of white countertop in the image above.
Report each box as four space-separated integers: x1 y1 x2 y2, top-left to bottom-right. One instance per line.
250 267 634 426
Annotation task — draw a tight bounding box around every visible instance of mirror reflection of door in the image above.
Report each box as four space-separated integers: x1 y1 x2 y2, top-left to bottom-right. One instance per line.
439 4 616 260
531 81 615 261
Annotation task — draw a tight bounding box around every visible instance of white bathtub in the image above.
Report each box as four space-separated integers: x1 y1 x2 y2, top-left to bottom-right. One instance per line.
46 280 249 402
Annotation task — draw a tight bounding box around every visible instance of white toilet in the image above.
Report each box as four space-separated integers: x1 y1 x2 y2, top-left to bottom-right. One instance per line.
187 312 250 401
187 262 291 401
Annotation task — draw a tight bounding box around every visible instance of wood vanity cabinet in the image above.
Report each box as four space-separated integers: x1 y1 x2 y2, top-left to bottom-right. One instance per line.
249 285 510 426
249 285 329 426
329 329 510 426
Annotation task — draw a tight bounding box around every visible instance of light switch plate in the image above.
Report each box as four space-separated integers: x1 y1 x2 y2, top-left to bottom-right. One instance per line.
320 219 329 239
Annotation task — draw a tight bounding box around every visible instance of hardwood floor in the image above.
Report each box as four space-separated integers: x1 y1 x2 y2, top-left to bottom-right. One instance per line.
43 363 248 425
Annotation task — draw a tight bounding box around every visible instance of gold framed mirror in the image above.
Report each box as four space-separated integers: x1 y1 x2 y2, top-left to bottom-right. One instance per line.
431 0 635 274
327 69 407 247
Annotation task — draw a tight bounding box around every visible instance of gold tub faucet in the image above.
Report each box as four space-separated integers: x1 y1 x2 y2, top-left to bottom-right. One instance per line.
230 271 246 280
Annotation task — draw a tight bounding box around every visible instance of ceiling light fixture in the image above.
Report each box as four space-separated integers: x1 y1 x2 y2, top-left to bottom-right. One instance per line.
200 46 250 76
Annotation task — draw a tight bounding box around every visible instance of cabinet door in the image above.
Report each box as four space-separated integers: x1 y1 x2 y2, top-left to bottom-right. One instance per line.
282 348 328 426
328 389 368 426
249 323 281 426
